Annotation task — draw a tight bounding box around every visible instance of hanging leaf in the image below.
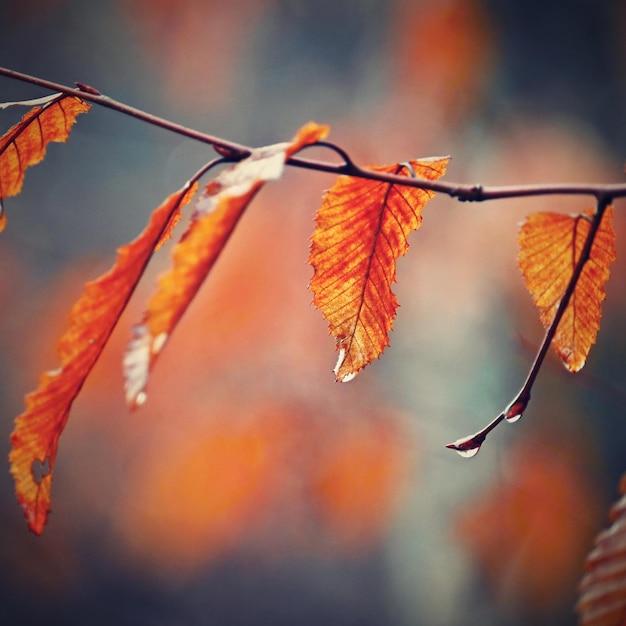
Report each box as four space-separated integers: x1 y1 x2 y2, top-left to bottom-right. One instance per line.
9 181 197 534
518 207 616 372
123 121 329 408
0 93 90 230
309 157 449 382
578 474 626 626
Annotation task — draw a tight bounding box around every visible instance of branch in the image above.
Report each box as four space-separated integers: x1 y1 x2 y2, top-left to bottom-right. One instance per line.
2 66 626 203
446 196 612 457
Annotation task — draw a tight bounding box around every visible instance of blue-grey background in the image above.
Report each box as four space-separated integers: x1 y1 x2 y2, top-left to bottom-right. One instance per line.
1 1 625 625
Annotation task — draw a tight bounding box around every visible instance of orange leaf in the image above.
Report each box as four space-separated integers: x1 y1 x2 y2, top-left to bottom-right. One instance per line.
518 207 616 372
309 157 449 381
0 93 90 229
9 181 197 534
578 474 626 626
123 122 329 408
154 203 183 250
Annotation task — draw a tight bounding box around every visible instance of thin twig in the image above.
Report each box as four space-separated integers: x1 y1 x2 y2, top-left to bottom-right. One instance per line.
446 196 612 456
2 66 626 202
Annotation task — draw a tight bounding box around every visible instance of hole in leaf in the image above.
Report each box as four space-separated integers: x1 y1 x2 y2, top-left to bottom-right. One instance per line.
32 457 51 484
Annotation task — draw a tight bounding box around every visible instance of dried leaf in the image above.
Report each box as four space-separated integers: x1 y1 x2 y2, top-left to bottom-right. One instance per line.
578 474 626 626
309 157 449 381
518 207 616 372
0 94 90 229
9 181 197 534
124 122 329 408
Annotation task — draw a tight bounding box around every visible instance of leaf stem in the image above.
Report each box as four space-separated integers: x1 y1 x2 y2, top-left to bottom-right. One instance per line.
447 196 612 455
2 66 626 202
298 140 355 169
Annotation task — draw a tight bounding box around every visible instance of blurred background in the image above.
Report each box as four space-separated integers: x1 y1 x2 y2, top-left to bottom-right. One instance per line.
1 1 625 624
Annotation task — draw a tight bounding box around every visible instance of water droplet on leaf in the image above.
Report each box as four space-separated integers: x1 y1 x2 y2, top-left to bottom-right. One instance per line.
456 446 481 458
333 347 357 381
504 398 526 423
446 435 483 458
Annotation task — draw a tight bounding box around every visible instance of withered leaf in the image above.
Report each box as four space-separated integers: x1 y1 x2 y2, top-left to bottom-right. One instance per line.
10 181 197 534
0 94 90 230
123 122 329 408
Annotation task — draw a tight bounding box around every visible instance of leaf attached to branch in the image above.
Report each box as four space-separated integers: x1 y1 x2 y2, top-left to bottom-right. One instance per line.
518 207 616 372
9 181 197 534
0 93 90 230
309 157 449 382
123 121 329 408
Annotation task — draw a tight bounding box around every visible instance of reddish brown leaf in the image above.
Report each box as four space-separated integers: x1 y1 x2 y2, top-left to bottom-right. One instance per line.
0 93 90 230
578 474 626 626
309 157 449 382
518 207 616 372
9 181 197 534
123 122 329 408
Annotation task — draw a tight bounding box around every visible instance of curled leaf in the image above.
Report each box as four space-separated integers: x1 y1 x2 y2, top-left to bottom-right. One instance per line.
309 157 449 381
9 181 197 534
518 207 616 372
124 122 329 408
0 94 90 229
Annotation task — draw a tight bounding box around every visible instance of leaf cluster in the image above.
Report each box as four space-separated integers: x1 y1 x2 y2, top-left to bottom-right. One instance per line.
1 67 625 624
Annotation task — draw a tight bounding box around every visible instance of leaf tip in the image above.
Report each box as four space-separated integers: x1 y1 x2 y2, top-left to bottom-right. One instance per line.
292 121 330 148
151 331 168 355
21 506 45 535
333 347 358 382
132 391 148 409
